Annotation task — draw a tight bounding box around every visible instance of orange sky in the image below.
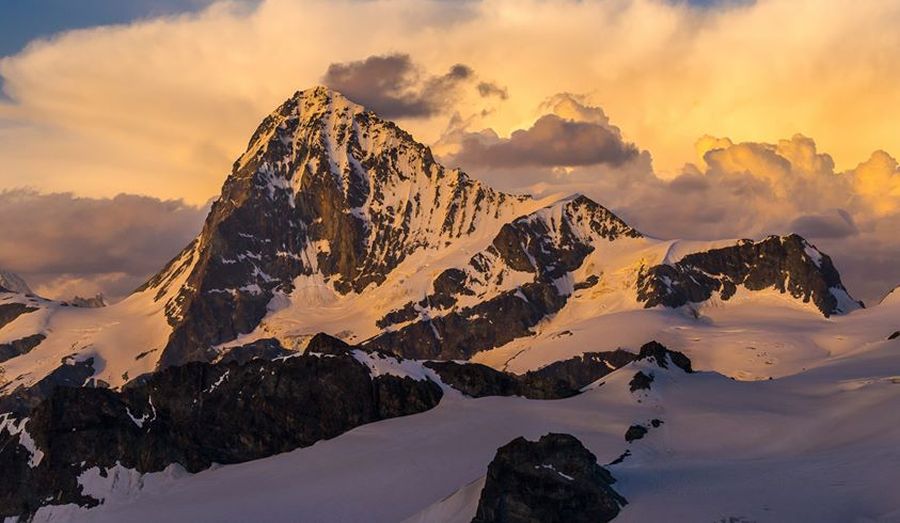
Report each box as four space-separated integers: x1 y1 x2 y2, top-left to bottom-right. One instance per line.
1 0 900 204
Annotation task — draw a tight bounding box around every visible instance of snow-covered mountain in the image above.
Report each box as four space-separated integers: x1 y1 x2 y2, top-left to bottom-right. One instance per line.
1 87 897 522
138 86 859 368
0 271 33 296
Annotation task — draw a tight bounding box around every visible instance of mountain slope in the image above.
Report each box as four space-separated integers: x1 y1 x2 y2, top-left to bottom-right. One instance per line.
0 86 862 400
0 272 33 296
138 86 858 369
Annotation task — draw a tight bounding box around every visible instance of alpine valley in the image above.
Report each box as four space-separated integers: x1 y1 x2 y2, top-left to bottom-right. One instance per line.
2 87 900 522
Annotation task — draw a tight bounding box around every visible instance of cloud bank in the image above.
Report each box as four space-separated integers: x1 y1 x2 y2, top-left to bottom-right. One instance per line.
0 190 206 300
322 53 478 119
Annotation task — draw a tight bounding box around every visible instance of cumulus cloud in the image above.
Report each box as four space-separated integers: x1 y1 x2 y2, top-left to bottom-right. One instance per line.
445 92 900 303
453 114 640 168
477 81 508 100
322 53 477 118
445 93 641 169
0 190 206 300
4 0 900 204
788 211 858 240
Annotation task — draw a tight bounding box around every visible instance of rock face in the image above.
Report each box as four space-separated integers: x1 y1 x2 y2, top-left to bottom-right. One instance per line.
636 235 860 317
68 294 107 308
0 357 97 417
215 338 291 365
624 425 648 442
626 341 693 393
424 349 636 399
368 196 641 360
425 361 577 399
472 433 627 523
628 371 654 392
146 87 525 367
635 341 693 373
0 303 37 331
0 272 33 296
0 351 442 518
525 350 637 390
0 334 45 364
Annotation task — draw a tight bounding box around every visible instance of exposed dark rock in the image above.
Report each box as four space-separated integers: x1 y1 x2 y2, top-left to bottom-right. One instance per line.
305 332 353 355
366 282 568 360
488 195 640 283
635 341 693 373
0 352 442 518
134 349 157 361
625 425 648 442
0 304 37 331
425 361 521 397
525 350 637 390
888 331 900 341
68 294 107 308
376 197 641 357
424 361 577 400
472 433 626 523
636 234 860 317
608 449 631 465
0 357 96 418
625 419 663 442
425 348 637 400
0 334 46 364
628 371 654 392
574 275 600 291
217 338 291 365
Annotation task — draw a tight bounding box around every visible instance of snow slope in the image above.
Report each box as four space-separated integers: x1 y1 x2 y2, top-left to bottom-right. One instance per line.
27 312 900 522
0 244 195 392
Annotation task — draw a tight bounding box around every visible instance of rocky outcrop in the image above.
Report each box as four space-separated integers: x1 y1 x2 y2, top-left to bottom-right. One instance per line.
628 371 654 392
0 352 442 518
472 433 627 523
0 272 33 296
0 357 96 418
424 349 636 399
635 341 693 373
626 342 693 394
0 303 37 331
0 334 45 364
637 234 860 317
624 425 648 443
525 350 637 390
68 294 107 308
366 282 568 360
305 332 354 355
373 197 641 359
216 338 291 365
424 361 577 400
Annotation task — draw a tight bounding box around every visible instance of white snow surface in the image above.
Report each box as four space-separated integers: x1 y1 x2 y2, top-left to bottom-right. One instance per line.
0 243 197 392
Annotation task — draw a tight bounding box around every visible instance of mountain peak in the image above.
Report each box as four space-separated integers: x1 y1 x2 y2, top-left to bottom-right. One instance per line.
0 270 33 295
291 85 361 110
152 87 533 366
